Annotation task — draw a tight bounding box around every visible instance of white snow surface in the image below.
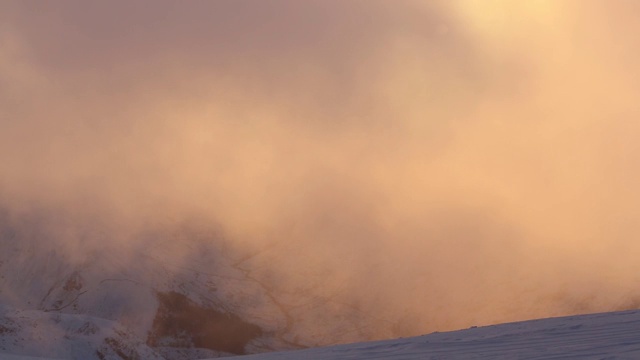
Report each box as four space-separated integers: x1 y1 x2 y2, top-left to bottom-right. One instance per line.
221 309 640 360
0 355 58 360
0 304 162 360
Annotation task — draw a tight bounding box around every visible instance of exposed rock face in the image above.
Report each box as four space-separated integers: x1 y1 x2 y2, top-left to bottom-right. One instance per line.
148 291 263 355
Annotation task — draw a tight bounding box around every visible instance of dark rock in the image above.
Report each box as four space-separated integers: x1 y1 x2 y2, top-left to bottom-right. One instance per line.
147 291 263 355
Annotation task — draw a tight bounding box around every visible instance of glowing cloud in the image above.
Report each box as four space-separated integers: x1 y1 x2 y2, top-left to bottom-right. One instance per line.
1 0 640 345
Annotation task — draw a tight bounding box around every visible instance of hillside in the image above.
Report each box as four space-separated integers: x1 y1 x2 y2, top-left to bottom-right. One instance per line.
0 211 302 359
226 309 640 360
4 308 639 359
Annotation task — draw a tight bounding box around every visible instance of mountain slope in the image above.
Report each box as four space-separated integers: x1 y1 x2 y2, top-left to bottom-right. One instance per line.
0 304 163 360
225 309 640 360
0 210 301 359
3 210 640 359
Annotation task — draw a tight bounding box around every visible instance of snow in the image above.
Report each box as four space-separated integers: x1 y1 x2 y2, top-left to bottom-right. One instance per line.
2 213 640 359
219 309 640 360
0 214 288 359
0 304 162 360
0 355 59 360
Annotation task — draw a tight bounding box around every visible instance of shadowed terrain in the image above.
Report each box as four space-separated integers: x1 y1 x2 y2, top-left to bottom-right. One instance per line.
148 291 263 355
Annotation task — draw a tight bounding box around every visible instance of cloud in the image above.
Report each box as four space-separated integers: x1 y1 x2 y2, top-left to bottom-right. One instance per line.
1 0 640 344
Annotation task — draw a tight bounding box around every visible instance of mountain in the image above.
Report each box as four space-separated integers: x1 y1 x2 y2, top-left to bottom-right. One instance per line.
1 206 640 359
224 309 640 360
4 307 639 359
0 208 307 359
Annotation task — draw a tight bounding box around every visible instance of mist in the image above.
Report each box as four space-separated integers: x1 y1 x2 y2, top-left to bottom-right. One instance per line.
2 0 640 345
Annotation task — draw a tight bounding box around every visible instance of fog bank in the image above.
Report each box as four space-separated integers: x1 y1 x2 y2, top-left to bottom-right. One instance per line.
2 0 640 343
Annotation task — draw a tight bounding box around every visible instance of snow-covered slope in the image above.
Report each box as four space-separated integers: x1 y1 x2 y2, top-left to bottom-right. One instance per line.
0 210 304 359
5 308 640 360
226 309 640 360
0 304 162 359
3 209 640 360
0 355 56 360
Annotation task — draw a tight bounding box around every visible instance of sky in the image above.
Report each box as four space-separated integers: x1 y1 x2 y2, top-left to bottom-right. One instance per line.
1 0 640 344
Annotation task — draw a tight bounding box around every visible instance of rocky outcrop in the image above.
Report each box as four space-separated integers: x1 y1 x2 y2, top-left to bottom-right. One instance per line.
148 291 263 355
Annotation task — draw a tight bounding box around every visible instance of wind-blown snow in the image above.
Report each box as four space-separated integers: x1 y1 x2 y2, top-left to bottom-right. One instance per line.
222 309 640 360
